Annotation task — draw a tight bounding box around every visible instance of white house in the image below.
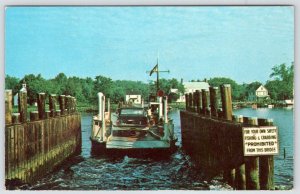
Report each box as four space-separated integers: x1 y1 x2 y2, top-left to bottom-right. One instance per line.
171 81 210 103
125 94 142 104
256 85 269 98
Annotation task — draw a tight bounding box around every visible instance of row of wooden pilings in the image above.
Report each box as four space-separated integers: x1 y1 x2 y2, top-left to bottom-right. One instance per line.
180 84 275 190
5 90 77 124
5 89 81 186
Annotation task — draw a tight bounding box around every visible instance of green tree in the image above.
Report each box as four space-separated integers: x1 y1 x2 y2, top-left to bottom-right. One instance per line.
245 81 262 100
94 75 114 101
20 74 43 104
5 75 20 95
265 80 284 100
52 73 68 94
208 77 244 101
81 77 94 103
267 63 294 100
63 77 86 102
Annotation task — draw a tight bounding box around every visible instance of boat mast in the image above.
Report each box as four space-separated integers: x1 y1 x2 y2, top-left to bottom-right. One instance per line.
147 57 170 94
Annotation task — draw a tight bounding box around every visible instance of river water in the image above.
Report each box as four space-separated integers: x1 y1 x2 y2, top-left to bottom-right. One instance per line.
28 108 293 190
234 107 294 189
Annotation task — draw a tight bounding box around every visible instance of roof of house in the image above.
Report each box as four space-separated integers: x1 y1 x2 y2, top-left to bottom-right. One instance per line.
256 85 268 92
183 82 210 91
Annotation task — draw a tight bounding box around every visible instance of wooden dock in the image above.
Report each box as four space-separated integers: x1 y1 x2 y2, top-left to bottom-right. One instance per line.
5 90 81 186
180 85 277 190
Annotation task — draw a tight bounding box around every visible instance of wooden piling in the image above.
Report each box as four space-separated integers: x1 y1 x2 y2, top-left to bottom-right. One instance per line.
201 89 209 115
185 94 189 110
72 97 76 113
30 111 39 121
193 91 197 113
245 117 260 190
188 93 193 112
5 90 13 124
56 110 61 116
259 118 274 190
195 90 200 114
217 108 223 118
70 97 74 113
59 95 65 115
74 98 77 112
45 111 50 119
234 115 246 190
209 87 218 117
18 90 27 123
37 93 46 119
220 84 233 120
12 113 20 124
70 96 74 112
69 97 73 113
49 94 57 117
220 84 234 184
198 91 202 114
65 95 71 114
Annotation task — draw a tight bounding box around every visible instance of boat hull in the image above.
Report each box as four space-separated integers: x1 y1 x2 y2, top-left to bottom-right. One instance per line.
91 136 177 155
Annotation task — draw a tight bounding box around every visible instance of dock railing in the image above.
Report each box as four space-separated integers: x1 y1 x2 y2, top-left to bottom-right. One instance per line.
180 84 277 190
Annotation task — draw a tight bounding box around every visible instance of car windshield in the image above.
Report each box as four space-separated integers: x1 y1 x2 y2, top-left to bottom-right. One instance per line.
120 109 144 115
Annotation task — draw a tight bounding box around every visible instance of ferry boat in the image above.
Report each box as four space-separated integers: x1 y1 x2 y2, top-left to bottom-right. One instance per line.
90 92 177 153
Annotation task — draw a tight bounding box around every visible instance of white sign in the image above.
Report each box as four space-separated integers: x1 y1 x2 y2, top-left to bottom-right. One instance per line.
242 126 279 156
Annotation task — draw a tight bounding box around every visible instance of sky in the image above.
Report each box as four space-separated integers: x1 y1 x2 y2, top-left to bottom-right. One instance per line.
5 6 294 84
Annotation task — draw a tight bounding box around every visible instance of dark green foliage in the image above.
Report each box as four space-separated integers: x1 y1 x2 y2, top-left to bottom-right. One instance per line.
5 73 150 105
208 77 245 101
5 75 20 95
5 62 293 105
20 74 51 105
244 81 262 101
266 63 294 100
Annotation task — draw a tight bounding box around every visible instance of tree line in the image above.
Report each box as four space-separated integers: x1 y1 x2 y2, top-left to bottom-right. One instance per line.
207 63 294 101
5 73 184 105
5 63 293 105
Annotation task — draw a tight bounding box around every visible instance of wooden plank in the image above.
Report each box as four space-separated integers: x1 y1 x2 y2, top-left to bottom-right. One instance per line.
37 93 46 119
5 90 12 124
18 91 27 123
209 87 218 117
201 89 209 115
245 117 260 190
259 118 274 190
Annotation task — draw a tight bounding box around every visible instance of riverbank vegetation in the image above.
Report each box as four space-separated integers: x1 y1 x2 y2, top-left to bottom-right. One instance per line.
5 63 293 111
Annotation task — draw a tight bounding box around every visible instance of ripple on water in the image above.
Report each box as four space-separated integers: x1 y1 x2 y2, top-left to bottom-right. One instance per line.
28 110 293 190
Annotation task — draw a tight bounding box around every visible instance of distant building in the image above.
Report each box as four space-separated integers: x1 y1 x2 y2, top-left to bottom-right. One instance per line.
125 94 142 104
171 81 210 103
183 82 210 94
255 85 269 98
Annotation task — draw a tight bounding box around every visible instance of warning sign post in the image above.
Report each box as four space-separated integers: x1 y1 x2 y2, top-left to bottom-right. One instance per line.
242 126 279 156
